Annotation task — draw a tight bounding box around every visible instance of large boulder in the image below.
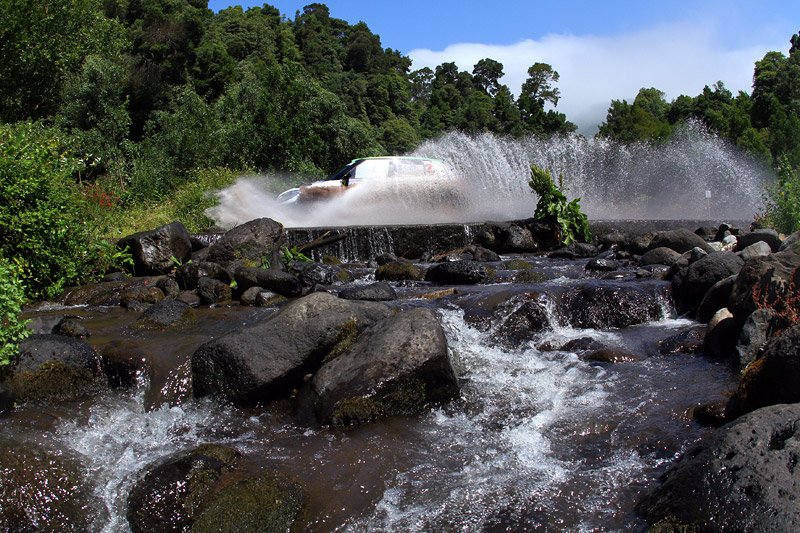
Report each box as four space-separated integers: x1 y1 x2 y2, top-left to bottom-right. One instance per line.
312 308 458 425
118 221 192 275
732 324 800 415
735 228 782 253
728 249 800 325
696 275 737 323
735 308 786 371
636 403 800 531
639 247 683 267
175 261 232 291
564 283 665 329
206 218 285 266
338 281 397 302
0 439 93 531
424 260 487 285
673 252 743 316
7 334 101 402
191 292 391 404
233 267 302 298
647 229 715 254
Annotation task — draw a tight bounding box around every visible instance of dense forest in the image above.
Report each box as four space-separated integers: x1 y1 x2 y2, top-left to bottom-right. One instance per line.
1 0 799 302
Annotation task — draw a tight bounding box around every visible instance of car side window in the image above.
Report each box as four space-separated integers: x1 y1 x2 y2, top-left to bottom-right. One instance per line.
352 159 390 180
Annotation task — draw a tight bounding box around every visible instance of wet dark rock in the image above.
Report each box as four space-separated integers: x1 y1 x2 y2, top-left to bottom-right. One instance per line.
636 265 670 279
688 246 708 263
127 443 242 532
313 308 458 426
375 253 398 266
7 334 101 402
118 221 192 275
736 228 782 253
101 340 147 388
52 316 89 338
694 226 717 240
490 293 553 348
339 281 397 301
196 277 232 305
739 240 772 261
375 261 423 282
0 439 93 531
0 383 13 411
234 266 302 298
564 283 665 329
192 292 391 404
703 309 739 359
432 245 500 262
714 223 740 242
585 258 619 272
673 252 743 316
696 274 737 323
425 260 487 285
647 229 715 254
103 271 127 282
583 348 639 363
255 290 284 307
206 217 285 266
135 300 194 329
120 285 165 308
289 261 344 290
690 400 729 427
156 277 180 299
501 225 537 253
548 242 599 259
658 326 705 356
727 249 800 325
735 308 787 372
192 471 305 532
561 337 607 353
639 247 683 267
732 324 800 415
177 290 201 307
636 403 800 531
175 261 232 291
240 286 262 306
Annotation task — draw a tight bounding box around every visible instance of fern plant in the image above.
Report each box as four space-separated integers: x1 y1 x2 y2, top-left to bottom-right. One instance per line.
529 165 591 245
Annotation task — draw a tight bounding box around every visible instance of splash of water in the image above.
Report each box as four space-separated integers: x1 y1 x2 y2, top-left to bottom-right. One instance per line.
206 122 773 229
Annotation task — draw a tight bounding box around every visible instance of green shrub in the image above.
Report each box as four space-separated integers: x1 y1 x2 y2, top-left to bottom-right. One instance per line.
0 257 30 367
528 165 591 245
762 159 800 233
0 122 90 300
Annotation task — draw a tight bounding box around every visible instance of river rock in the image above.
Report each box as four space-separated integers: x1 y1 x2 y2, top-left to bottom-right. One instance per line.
636 403 800 531
135 300 194 329
375 261 423 282
233 266 302 298
564 283 664 329
197 277 232 305
732 324 800 415
312 308 458 426
696 274 737 323
155 277 180 299
127 444 242 532
239 286 262 305
639 247 683 267
206 217 285 266
548 242 599 259
585 258 619 272
673 252 743 316
561 337 607 353
52 316 90 338
175 261 232 291
727 249 800 325
779 230 800 251
583 348 639 363
118 221 192 275
191 292 391 404
289 261 344 289
658 325 706 355
490 293 553 348
734 308 786 372
735 228 782 253
647 229 715 254
120 285 165 308
7 334 101 402
739 240 772 261
0 439 93 531
338 281 397 301
501 225 537 253
702 308 738 358
0 384 13 411
424 260 487 285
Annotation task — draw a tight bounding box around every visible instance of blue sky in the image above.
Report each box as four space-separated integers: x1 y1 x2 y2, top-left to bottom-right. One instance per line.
207 1 800 131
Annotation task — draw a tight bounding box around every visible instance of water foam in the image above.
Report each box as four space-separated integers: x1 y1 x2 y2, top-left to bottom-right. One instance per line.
207 122 773 228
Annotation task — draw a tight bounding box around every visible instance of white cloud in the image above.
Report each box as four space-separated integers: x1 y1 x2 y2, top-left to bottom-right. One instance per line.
409 22 782 134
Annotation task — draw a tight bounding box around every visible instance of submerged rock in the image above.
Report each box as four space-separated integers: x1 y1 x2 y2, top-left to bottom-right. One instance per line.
489 293 554 348
564 283 665 329
637 403 800 531
424 260 487 285
135 300 195 329
313 308 458 426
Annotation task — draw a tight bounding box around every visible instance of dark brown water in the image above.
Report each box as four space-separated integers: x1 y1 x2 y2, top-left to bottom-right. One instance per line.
6 257 737 532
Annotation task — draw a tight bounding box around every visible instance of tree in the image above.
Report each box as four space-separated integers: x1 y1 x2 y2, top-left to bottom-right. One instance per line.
472 58 504 97
517 63 574 134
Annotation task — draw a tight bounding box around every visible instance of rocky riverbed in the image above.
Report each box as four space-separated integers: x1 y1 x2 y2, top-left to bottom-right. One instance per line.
1 217 799 531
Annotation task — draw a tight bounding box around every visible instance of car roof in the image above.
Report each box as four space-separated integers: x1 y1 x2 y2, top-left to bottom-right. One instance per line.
348 156 442 164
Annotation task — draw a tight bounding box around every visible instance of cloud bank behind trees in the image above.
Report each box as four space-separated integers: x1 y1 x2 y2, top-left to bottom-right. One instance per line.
409 21 784 134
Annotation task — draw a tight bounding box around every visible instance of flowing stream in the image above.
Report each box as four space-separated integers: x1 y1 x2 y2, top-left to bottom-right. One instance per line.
8 257 737 531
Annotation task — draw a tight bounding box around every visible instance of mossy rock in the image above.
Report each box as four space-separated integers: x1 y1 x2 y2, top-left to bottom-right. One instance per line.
120 286 165 307
513 270 547 283
335 268 354 283
649 516 699 533
10 361 101 402
322 255 341 265
323 319 359 364
192 472 305 533
375 261 422 282
504 259 534 270
329 378 428 427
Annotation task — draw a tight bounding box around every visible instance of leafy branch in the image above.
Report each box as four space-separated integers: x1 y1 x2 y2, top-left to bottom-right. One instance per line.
529 165 591 245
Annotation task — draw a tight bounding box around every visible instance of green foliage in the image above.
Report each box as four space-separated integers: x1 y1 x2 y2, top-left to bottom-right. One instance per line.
0 257 30 367
281 246 312 264
761 159 800 233
529 165 591 245
0 122 91 300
